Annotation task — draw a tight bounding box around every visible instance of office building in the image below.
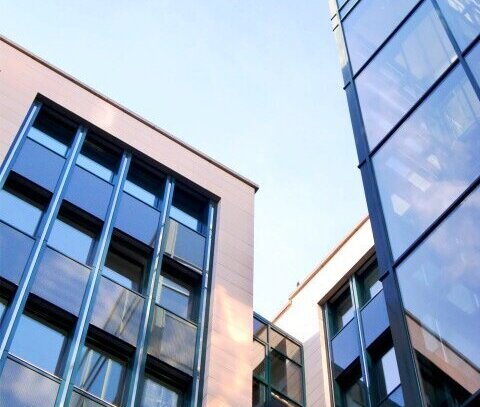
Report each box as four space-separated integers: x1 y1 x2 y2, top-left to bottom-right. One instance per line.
0 36 257 407
328 0 480 406
253 313 306 407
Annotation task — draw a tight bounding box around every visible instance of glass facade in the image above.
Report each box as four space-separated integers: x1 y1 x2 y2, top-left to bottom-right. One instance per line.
325 259 403 407
0 102 216 406
252 314 305 407
332 0 480 405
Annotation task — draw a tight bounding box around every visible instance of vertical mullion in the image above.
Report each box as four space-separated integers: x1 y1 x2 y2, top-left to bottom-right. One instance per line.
125 177 175 407
350 276 371 407
0 101 42 190
191 201 216 406
0 124 86 374
56 150 132 407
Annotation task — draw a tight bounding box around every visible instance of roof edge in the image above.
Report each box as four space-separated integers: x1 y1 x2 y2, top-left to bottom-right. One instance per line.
0 35 259 192
272 215 370 322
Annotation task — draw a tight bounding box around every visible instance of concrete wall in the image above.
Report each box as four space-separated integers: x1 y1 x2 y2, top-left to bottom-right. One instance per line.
0 37 256 407
272 218 374 407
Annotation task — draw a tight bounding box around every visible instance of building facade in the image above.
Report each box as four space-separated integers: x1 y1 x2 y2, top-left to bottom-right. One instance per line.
0 36 257 407
253 313 306 407
328 0 480 406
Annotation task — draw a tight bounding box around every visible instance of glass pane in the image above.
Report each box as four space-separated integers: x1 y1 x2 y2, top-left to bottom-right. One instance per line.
76 138 118 183
358 262 382 306
0 357 60 407
253 317 268 342
379 385 404 407
148 306 196 374
372 347 401 403
27 109 76 157
344 378 366 407
91 276 144 346
103 244 146 293
0 189 43 236
170 188 206 233
124 163 163 207
48 217 95 264
466 41 480 82
343 0 418 72
330 287 354 335
32 247 91 316
140 376 181 407
253 340 266 379
361 291 389 347
356 1 456 149
70 390 106 407
331 318 360 374
397 186 480 403
65 166 113 220
252 380 266 407
164 218 206 270
10 313 66 375
75 346 126 406
271 392 296 407
0 221 35 285
0 299 6 323
13 138 66 192
270 351 303 404
373 65 480 258
437 0 480 50
270 329 302 364
158 276 192 320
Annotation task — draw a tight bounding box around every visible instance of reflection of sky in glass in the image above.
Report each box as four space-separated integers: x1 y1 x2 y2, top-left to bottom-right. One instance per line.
343 0 417 72
466 41 480 82
437 0 480 50
397 186 480 374
356 1 455 149
141 376 179 407
0 189 42 236
373 66 480 258
48 218 94 264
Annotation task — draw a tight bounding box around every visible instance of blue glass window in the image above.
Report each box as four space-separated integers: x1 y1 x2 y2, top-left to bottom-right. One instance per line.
356 1 456 149
437 0 480 50
27 109 76 157
48 215 95 264
0 188 43 236
170 188 207 233
158 275 194 320
373 65 480 258
76 137 119 182
10 313 67 375
330 287 354 335
140 376 182 407
75 345 127 406
466 41 480 81
343 0 418 72
124 163 163 207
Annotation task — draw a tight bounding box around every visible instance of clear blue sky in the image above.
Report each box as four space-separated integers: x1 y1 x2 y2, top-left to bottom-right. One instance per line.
0 0 366 318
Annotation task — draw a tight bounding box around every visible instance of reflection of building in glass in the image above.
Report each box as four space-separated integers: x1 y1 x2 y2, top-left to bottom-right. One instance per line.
253 314 306 407
328 0 480 405
0 37 257 406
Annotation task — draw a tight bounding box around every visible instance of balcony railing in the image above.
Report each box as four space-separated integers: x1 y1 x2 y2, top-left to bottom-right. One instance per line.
0 356 60 406
148 305 197 374
0 221 35 285
164 218 206 271
31 246 91 316
91 276 145 347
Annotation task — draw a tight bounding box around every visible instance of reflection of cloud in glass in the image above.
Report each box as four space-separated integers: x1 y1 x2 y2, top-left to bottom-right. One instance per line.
374 66 480 257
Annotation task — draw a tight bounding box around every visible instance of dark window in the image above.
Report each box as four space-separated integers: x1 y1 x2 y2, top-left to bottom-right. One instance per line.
170 187 207 233
140 375 182 407
27 109 76 157
124 162 163 207
270 351 303 405
0 187 44 236
103 233 150 293
9 312 67 375
358 262 382 306
356 1 456 149
253 340 266 380
253 380 267 407
0 298 6 323
370 345 401 403
330 286 354 335
76 136 119 182
337 365 367 407
75 344 127 406
48 211 96 265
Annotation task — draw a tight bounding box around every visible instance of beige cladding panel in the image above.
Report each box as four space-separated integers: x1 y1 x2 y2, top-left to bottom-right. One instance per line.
0 39 255 406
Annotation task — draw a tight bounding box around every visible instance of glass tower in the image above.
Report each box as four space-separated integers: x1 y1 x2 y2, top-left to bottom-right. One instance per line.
329 0 480 406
